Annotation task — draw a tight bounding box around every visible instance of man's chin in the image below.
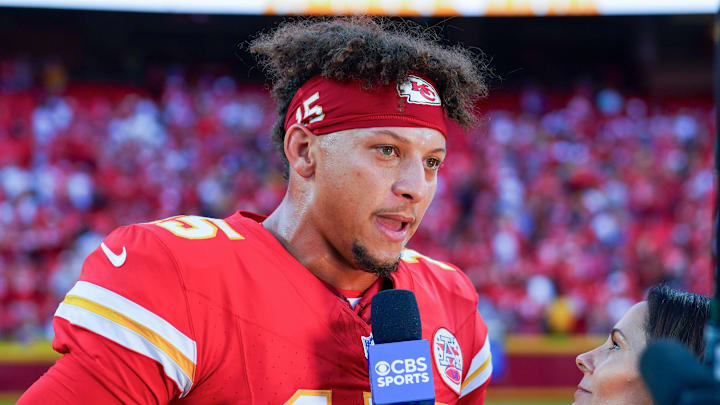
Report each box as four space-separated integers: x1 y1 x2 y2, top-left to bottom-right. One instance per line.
351 242 400 278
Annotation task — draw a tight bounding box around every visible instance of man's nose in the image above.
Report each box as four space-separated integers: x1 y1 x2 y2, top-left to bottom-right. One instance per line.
391 158 429 203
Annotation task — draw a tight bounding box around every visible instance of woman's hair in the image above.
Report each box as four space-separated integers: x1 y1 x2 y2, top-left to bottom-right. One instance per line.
249 17 491 172
645 285 711 358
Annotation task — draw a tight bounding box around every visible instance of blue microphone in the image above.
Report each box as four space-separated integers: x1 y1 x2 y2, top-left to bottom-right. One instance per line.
368 289 435 405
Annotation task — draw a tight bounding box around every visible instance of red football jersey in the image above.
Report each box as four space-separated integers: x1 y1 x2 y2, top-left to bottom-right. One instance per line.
20 212 491 404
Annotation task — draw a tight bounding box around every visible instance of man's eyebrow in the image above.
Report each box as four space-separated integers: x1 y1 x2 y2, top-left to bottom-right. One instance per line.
373 129 446 154
374 129 410 144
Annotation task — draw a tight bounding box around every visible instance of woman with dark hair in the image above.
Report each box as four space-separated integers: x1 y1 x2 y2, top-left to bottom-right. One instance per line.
573 285 711 405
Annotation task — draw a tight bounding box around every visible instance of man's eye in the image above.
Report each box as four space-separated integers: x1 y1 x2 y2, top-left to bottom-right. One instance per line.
378 146 397 157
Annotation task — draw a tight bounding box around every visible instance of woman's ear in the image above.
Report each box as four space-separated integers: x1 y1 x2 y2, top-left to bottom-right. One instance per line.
284 124 317 178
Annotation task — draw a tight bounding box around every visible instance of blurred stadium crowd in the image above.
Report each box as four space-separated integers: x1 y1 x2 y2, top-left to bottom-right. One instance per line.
0 58 715 341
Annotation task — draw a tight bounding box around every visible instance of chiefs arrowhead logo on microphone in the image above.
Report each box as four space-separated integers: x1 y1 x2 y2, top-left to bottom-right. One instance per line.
397 75 442 106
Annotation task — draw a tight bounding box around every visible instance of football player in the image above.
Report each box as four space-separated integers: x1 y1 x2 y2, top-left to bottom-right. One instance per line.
19 18 493 404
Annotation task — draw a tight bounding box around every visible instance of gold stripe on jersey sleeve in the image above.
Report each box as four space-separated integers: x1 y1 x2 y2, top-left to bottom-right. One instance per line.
460 354 492 390
63 295 196 380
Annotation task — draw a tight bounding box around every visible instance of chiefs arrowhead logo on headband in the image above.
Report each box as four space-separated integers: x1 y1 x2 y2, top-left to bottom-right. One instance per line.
397 75 441 106
284 74 447 138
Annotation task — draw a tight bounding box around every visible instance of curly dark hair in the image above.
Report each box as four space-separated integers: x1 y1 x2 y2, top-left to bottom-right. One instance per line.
249 17 491 172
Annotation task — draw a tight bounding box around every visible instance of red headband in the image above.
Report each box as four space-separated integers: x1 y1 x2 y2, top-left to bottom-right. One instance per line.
283 75 447 137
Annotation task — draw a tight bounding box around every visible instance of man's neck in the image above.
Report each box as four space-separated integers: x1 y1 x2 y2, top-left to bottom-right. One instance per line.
263 197 379 292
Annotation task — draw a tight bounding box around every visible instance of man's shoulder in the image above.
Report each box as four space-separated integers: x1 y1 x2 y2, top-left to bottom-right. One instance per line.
138 213 255 248
123 213 273 262
91 213 279 287
68 212 280 349
398 248 477 304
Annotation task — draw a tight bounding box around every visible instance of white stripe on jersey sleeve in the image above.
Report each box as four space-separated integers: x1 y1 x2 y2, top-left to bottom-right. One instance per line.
55 280 197 397
55 302 194 396
65 281 197 364
459 333 492 398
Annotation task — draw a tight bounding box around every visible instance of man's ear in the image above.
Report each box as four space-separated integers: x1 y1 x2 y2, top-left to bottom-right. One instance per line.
284 124 317 178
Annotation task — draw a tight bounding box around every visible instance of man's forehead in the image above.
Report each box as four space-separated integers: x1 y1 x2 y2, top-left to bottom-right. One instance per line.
337 126 446 148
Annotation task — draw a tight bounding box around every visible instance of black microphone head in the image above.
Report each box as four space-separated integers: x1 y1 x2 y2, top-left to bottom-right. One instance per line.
640 340 717 405
371 289 422 344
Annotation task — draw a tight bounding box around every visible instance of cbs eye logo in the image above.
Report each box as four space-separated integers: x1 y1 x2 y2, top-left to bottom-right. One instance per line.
375 361 391 376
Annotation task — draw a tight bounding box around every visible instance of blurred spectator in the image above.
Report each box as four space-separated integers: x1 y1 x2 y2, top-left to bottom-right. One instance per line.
0 59 714 339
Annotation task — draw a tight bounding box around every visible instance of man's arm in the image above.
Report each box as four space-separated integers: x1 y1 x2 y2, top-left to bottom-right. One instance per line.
458 311 493 404
18 224 196 404
19 323 180 404
20 353 122 404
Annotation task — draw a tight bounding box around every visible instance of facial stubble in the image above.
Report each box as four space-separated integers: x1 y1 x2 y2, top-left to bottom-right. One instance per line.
351 241 400 279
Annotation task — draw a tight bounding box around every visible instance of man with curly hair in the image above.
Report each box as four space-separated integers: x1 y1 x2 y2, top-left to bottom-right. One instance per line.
20 18 492 404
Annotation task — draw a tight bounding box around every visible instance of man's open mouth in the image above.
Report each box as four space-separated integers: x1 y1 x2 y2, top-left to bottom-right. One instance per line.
375 214 413 242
